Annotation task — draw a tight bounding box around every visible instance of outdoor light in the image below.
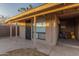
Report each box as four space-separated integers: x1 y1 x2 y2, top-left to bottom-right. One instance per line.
46 22 50 27
53 19 58 27
53 21 56 27
18 22 26 26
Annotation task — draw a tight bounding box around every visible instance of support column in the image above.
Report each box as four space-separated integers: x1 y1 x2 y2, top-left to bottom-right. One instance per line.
33 16 37 48
31 20 33 40
51 15 59 46
15 23 18 38
10 25 12 38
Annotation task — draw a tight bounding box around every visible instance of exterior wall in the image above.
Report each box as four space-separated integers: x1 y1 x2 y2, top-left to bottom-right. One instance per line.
35 14 59 54
16 14 59 54
46 15 52 46
35 16 50 54
35 16 47 48
19 26 26 39
46 14 59 46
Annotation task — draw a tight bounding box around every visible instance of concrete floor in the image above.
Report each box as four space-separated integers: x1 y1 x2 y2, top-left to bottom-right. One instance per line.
59 39 79 46
50 44 79 56
0 37 79 56
0 37 33 54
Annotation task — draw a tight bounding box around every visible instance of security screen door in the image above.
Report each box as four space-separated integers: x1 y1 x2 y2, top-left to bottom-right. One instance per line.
25 20 31 40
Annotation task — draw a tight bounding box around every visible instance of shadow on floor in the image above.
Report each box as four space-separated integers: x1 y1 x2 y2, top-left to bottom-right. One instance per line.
58 39 79 46
0 48 48 56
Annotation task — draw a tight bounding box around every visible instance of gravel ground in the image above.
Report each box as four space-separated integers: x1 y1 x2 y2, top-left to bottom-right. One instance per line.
0 48 48 56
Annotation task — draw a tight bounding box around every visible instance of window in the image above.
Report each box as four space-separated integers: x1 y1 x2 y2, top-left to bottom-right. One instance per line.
36 17 46 40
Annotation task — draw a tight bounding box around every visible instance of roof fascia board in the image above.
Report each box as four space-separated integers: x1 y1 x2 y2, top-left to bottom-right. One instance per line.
5 3 60 23
6 4 79 23
10 4 79 23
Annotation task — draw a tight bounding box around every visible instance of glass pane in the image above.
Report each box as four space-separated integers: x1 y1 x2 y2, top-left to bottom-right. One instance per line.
36 17 46 40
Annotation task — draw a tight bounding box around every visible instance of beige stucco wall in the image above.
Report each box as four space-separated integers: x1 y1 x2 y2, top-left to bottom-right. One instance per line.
35 14 59 54
46 15 52 46
19 26 26 39
46 14 59 46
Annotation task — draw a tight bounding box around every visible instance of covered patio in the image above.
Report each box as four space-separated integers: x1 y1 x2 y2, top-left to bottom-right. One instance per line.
3 3 79 55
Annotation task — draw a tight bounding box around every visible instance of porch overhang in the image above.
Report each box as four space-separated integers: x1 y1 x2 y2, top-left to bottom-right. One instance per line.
5 3 79 24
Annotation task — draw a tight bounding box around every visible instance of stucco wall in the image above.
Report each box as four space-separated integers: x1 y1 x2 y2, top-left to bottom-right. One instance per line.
19 26 26 39
36 15 59 54
46 14 59 46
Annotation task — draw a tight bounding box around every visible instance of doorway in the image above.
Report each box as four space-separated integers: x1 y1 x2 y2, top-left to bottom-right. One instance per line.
25 20 31 40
